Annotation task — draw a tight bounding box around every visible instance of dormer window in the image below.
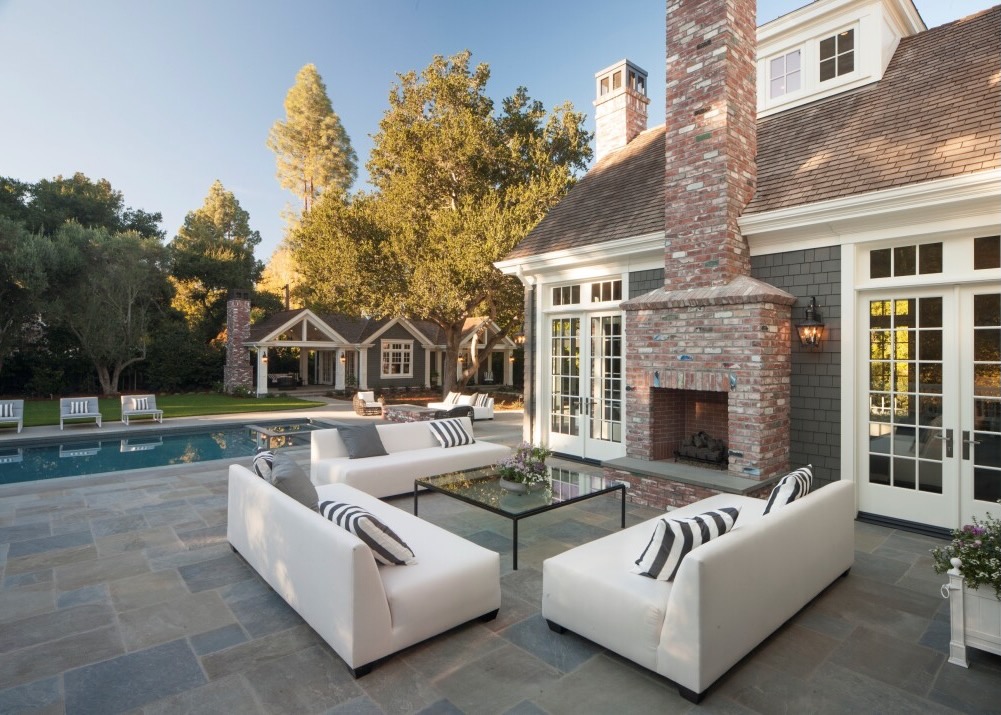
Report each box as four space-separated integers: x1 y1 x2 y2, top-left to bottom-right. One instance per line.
769 49 802 98
819 28 855 82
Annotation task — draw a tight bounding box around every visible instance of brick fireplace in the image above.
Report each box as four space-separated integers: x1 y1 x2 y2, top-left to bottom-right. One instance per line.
608 0 796 505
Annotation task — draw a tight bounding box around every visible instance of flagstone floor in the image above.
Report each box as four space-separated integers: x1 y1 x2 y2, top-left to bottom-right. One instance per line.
0 407 999 714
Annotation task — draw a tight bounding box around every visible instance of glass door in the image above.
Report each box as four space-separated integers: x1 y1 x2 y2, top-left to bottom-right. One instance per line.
860 287 1001 530
548 316 582 455
546 314 624 460
962 288 1001 525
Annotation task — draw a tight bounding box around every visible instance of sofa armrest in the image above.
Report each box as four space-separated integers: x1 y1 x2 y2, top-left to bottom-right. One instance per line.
659 480 855 694
227 465 392 669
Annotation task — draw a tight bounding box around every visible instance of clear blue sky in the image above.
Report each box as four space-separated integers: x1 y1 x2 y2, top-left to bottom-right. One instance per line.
0 0 995 262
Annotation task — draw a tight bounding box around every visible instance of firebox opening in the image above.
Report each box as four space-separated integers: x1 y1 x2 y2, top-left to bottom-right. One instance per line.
650 387 729 467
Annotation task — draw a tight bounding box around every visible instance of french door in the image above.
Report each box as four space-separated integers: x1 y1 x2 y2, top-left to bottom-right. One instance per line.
547 313 624 461
859 286 1001 529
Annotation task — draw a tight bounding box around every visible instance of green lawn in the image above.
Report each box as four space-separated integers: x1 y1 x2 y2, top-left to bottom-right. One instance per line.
18 393 327 429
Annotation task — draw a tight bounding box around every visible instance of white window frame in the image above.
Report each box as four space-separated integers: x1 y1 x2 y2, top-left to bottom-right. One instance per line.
819 26 856 84
768 48 803 99
380 339 413 379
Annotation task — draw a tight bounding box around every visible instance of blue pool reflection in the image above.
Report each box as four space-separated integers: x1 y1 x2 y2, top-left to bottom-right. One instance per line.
0 420 336 485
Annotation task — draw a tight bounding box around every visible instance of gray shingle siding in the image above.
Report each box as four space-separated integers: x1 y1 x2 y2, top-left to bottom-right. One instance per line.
751 249 841 487
629 268 664 299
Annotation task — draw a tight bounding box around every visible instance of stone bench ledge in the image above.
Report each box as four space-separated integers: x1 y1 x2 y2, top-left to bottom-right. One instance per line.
603 457 783 497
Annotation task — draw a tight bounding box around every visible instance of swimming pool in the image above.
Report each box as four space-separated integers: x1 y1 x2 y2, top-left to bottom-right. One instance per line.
0 419 339 485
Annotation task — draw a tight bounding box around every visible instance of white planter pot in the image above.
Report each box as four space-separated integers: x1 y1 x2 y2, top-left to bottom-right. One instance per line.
942 558 1001 667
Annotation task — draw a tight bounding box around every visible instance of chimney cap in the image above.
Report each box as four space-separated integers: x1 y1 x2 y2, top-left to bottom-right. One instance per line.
595 59 648 101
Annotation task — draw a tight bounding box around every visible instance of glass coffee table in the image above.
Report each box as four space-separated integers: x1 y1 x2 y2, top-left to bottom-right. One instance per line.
414 465 628 569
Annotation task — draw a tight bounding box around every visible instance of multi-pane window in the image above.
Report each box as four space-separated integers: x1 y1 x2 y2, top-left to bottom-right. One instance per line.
769 49 802 98
381 340 412 378
870 243 943 279
552 285 581 306
820 28 855 82
974 236 1001 270
591 280 622 303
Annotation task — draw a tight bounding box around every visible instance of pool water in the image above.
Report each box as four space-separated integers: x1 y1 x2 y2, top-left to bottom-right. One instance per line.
0 420 337 485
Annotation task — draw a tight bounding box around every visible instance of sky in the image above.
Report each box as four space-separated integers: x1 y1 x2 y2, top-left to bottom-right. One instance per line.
1 0 996 263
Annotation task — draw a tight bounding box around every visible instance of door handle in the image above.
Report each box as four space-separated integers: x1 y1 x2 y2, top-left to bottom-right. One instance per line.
932 428 954 459
961 430 980 461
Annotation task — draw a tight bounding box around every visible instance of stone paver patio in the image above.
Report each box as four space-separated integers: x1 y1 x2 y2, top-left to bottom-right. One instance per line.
0 405 999 713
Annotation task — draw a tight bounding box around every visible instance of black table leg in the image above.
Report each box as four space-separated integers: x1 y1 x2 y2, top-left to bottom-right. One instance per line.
512 518 519 570
413 483 419 516
620 485 626 528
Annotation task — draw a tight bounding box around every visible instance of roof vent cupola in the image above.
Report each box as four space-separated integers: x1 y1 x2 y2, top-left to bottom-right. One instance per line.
593 59 650 161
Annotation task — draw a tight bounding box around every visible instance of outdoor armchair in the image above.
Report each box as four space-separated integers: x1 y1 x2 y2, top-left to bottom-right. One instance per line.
59 397 102 430
120 394 164 425
0 399 24 433
353 390 382 416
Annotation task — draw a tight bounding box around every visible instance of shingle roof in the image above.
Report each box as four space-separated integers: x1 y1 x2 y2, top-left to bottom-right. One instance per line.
504 126 666 259
504 6 1000 260
746 6 1000 214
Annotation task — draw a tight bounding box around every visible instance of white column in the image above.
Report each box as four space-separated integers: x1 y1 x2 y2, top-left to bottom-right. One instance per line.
423 347 431 387
335 350 345 390
504 350 513 385
359 348 369 389
256 351 269 396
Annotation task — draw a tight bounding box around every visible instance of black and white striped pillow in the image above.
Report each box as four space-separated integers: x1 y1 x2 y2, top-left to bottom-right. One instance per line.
0 403 12 418
135 397 149 410
429 418 474 448
319 501 416 566
70 400 88 414
632 507 741 581
763 465 813 515
445 391 462 405
252 450 275 482
472 393 491 407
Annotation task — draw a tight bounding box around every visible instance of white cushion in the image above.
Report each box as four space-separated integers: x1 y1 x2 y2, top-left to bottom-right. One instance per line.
632 507 741 581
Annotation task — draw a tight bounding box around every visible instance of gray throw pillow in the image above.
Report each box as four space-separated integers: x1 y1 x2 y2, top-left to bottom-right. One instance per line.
338 424 389 459
270 453 319 511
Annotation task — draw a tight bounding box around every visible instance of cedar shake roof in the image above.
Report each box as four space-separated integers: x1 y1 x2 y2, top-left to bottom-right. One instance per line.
504 6 1000 260
746 6 1000 214
505 126 666 259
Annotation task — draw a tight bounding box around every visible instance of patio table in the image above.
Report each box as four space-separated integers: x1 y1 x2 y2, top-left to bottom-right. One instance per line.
415 465 627 569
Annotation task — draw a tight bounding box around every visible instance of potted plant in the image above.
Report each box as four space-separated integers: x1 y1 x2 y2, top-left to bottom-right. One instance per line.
932 504 1001 667
497 442 552 494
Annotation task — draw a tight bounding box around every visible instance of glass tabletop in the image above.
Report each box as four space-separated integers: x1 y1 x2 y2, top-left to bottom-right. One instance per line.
416 465 624 517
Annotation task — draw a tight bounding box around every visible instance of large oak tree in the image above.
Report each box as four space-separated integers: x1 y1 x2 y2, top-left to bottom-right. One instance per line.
292 51 590 393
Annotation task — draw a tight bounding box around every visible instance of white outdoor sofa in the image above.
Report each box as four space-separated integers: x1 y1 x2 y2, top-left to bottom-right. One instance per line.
310 417 510 498
542 480 855 703
426 392 494 420
59 397 102 430
120 394 164 425
227 463 501 676
0 399 24 433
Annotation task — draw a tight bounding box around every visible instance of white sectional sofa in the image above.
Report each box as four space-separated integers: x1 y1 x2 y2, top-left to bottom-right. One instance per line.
227 464 501 676
542 480 855 703
427 393 494 420
310 417 510 498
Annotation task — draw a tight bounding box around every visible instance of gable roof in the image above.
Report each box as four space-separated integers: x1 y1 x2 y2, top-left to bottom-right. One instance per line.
504 6 1000 261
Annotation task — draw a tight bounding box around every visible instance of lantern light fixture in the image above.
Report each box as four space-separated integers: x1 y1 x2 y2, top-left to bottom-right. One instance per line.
795 297 825 351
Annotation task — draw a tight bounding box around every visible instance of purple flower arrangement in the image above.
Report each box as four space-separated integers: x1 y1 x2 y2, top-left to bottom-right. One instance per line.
497 442 552 485
932 504 1001 600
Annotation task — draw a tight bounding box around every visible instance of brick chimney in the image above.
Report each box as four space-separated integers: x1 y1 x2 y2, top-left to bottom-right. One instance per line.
617 0 797 497
224 289 253 393
593 59 650 161
663 0 757 288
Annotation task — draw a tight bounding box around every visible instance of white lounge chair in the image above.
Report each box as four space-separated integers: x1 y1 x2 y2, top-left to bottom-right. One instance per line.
0 399 24 433
59 397 102 430
120 394 164 425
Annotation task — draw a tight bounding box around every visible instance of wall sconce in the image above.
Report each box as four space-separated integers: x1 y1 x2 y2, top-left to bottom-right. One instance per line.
514 331 526 346
508 354 515 364
795 297 825 351
261 352 268 363
339 353 346 364
458 355 465 364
